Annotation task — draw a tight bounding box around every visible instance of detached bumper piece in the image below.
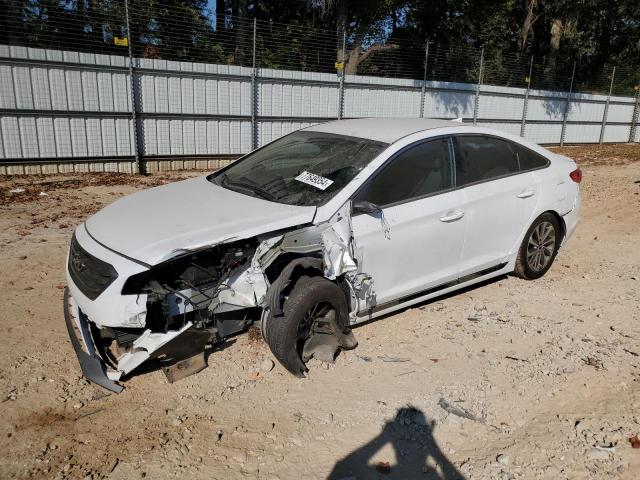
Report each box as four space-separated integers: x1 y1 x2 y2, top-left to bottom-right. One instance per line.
63 287 124 393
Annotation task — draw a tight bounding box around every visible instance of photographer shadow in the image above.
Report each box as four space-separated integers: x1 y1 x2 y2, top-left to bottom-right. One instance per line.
328 406 465 480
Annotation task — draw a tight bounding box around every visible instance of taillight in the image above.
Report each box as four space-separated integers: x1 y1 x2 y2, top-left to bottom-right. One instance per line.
569 168 582 183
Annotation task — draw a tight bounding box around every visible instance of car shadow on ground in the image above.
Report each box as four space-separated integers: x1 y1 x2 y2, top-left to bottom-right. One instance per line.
327 406 465 480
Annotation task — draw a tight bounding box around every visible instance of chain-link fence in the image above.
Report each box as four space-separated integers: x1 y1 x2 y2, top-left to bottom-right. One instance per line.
1 1 639 174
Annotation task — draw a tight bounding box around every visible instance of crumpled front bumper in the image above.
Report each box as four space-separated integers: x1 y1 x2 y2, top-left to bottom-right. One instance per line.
63 287 124 393
64 287 213 392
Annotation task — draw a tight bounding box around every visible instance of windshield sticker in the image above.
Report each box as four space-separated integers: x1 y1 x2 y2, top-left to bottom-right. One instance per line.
294 171 334 190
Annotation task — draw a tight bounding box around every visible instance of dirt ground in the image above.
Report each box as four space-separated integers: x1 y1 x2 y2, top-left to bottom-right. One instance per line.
0 144 639 480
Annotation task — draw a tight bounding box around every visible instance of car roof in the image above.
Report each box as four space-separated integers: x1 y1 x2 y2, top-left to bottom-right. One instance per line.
304 118 465 144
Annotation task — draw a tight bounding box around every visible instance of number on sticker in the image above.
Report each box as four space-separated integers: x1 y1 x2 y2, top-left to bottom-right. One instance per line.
294 171 334 190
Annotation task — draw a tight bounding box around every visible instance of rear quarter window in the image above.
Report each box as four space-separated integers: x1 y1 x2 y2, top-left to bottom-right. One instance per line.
516 145 549 170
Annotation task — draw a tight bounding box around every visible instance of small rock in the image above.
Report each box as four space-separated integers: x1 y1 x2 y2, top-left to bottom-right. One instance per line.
322 412 334 424
261 358 274 373
586 447 611 461
496 453 510 465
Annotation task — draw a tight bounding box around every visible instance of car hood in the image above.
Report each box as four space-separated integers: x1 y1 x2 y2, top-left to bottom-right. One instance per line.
85 176 316 265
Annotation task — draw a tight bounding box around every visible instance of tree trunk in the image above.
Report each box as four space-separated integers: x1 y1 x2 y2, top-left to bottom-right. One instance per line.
520 0 538 52
233 0 248 64
545 19 563 88
335 0 347 64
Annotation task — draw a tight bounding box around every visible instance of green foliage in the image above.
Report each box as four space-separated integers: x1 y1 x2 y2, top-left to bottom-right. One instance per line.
2 0 638 93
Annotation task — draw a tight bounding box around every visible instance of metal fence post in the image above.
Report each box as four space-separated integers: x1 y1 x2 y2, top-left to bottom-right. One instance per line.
473 47 484 125
124 0 144 174
337 31 346 120
520 55 534 137
560 61 576 147
599 66 615 144
251 18 258 150
629 87 640 143
419 39 430 118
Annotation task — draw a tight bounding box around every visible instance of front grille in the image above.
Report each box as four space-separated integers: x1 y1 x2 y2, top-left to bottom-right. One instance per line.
68 233 118 300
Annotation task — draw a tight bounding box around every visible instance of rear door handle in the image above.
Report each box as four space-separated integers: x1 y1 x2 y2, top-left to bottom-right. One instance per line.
439 210 465 222
516 189 535 199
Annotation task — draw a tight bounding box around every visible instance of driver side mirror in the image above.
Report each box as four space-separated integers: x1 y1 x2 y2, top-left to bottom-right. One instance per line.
352 200 382 215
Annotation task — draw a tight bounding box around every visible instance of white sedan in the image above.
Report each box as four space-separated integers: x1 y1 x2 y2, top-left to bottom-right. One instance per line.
64 118 581 391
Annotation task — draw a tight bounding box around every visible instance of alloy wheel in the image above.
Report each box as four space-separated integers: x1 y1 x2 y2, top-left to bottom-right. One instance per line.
526 221 556 272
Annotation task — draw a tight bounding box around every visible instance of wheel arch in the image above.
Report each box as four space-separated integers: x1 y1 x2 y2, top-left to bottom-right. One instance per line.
542 209 566 242
263 255 324 321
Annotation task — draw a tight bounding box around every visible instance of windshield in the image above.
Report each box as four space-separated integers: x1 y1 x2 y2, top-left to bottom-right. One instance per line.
209 131 387 206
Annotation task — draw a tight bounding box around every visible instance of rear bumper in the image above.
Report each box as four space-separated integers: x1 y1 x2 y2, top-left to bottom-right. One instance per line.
63 287 124 393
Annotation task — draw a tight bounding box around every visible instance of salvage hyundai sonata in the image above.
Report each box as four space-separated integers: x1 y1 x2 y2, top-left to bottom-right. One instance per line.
64 118 581 391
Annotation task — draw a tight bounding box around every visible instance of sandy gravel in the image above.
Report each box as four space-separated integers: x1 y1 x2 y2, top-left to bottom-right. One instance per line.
0 144 639 480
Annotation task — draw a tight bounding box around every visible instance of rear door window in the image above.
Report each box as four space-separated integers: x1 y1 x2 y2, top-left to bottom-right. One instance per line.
454 136 519 186
355 138 453 207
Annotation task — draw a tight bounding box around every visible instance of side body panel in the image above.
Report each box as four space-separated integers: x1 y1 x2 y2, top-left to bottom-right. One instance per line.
351 189 467 306
457 172 540 276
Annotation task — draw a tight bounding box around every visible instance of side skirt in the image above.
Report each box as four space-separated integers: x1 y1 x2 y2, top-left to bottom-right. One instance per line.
354 262 509 324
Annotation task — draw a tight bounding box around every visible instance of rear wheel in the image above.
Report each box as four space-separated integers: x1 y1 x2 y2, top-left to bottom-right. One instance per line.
514 213 561 280
263 276 356 377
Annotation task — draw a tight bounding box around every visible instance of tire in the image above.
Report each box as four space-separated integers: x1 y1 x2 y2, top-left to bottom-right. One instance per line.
263 275 350 377
514 212 561 280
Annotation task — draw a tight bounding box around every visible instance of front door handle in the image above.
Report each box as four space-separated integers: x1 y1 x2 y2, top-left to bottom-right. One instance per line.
516 189 535 199
439 210 465 222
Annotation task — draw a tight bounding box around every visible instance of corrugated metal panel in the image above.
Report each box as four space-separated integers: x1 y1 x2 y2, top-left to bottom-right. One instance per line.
141 118 252 155
567 100 604 122
259 81 338 118
479 122 521 137
37 118 56 157
478 93 523 120
49 69 68 109
70 118 88 156
606 103 634 123
0 65 16 109
13 66 34 109
344 87 421 118
423 91 475 119
563 123 601 143
526 97 566 121
602 124 632 143
86 119 103 157
1 117 22 157
257 121 317 146
1 44 637 171
19 117 39 157
523 124 563 144
66 70 84 110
